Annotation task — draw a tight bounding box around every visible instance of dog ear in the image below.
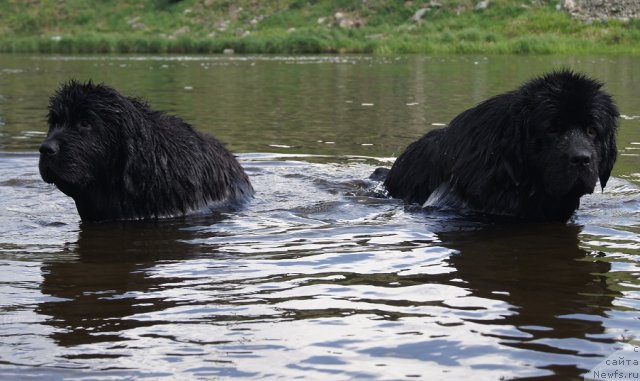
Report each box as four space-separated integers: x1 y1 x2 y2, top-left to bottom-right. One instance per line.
123 143 144 197
122 129 154 199
597 95 619 190
598 126 617 190
113 107 149 199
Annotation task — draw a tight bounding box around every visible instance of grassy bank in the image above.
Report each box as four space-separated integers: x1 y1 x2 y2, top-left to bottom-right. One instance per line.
1 0 639 55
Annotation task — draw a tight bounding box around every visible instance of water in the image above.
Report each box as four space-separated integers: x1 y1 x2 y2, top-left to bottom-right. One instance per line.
0 54 639 380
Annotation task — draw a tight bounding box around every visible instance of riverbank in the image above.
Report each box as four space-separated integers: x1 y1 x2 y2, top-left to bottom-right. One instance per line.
1 0 639 55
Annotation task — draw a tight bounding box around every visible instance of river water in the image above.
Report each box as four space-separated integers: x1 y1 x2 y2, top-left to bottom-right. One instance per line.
0 54 639 380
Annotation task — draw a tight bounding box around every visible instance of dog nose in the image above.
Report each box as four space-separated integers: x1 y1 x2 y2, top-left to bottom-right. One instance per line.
570 151 591 166
39 140 59 156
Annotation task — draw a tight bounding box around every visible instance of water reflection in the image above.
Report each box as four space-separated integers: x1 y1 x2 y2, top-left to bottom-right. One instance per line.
443 224 614 330
441 223 617 378
31 199 626 379
37 216 224 347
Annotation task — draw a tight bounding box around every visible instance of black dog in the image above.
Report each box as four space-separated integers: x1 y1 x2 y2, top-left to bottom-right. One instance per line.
39 81 253 222
383 70 618 222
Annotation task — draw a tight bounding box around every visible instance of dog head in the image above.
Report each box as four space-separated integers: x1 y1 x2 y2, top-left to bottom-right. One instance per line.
39 80 135 197
520 70 618 199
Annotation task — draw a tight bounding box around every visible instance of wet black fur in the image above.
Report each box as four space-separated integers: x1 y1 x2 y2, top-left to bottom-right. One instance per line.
39 80 253 222
383 70 619 222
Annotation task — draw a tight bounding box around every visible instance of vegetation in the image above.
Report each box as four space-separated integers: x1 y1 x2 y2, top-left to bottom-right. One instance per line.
0 0 639 54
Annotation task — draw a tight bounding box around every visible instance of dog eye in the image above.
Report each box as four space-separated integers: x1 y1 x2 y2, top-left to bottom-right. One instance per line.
79 120 91 128
586 127 597 138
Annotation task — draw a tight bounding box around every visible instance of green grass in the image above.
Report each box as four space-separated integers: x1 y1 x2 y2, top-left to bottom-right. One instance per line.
0 0 639 55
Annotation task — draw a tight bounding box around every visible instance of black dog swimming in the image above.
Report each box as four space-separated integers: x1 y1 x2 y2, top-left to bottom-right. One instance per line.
383 70 619 222
39 80 253 222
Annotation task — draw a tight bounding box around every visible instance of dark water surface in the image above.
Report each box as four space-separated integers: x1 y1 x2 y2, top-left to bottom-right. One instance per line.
0 54 639 380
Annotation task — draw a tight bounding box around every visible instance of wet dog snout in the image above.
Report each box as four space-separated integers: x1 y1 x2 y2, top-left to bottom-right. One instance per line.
39 140 59 157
